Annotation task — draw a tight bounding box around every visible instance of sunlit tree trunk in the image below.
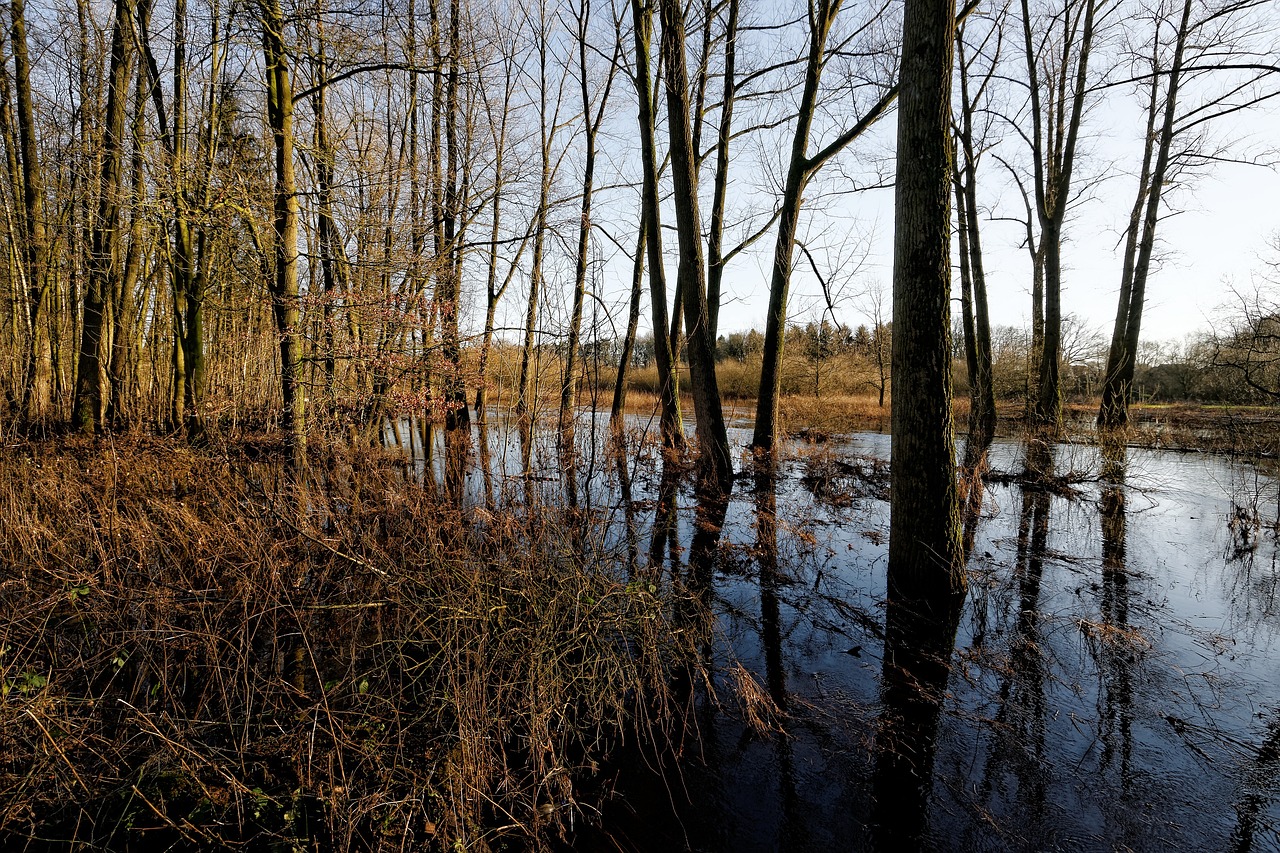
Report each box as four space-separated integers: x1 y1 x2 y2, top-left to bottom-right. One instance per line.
106 67 149 427
11 0 51 422
313 11 349 405
751 0 901 455
436 0 469 437
263 0 305 463
516 5 560 433
560 0 618 451
475 21 524 424
630 0 683 451
73 0 135 433
658 0 731 489
752 0 842 457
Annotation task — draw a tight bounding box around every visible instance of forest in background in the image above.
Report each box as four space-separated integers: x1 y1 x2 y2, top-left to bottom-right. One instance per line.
0 0 1269 462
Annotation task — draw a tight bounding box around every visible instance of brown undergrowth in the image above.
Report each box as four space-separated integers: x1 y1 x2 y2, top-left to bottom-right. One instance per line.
0 437 701 851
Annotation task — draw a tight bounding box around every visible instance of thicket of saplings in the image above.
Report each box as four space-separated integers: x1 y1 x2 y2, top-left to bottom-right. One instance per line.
0 433 706 850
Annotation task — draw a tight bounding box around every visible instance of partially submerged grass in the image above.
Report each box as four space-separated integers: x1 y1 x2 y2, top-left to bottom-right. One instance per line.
0 437 702 850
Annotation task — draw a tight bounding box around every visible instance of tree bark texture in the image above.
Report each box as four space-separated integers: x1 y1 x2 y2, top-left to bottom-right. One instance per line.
888 0 964 608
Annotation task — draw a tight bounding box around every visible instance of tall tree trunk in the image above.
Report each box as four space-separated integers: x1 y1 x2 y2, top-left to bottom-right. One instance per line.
1098 0 1191 430
705 0 738 343
73 0 135 432
11 0 51 422
658 0 731 491
560 0 617 451
1021 0 1098 434
875 1 964 832
314 12 346 404
437 0 469 436
516 7 556 431
954 27 995 459
752 0 841 456
474 31 521 425
263 0 305 463
106 66 149 427
887 0 963 607
630 0 683 451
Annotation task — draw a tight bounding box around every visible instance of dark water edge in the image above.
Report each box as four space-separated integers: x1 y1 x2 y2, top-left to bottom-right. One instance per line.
387 411 1280 852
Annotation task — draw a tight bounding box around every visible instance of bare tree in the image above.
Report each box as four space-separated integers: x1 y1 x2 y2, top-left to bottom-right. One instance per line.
1099 0 1279 428
953 8 1003 464
630 0 683 450
262 0 305 461
72 0 135 433
1017 0 1107 433
751 0 900 456
516 2 568 434
658 0 731 488
558 0 621 451
874 0 964 842
10 0 52 422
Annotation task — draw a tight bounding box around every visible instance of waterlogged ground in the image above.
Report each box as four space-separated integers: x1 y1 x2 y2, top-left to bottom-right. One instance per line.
388 413 1280 851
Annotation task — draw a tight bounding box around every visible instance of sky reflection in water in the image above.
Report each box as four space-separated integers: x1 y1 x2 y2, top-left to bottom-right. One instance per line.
387 413 1280 851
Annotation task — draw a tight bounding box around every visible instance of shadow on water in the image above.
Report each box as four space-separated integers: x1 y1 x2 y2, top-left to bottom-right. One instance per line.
379 409 1280 851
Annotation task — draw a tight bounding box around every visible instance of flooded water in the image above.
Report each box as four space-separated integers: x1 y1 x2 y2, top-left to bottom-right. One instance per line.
388 412 1280 851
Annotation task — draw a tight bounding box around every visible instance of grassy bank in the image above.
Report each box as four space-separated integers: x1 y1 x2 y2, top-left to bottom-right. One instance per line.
0 438 701 851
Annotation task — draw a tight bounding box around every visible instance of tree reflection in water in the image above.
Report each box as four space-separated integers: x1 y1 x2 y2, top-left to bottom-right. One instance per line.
650 454 682 573
370 418 1280 850
871 588 963 849
753 469 805 849
1097 438 1134 791
974 438 1053 828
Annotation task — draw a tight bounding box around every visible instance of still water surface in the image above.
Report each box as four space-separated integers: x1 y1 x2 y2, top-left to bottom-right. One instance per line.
387 413 1280 851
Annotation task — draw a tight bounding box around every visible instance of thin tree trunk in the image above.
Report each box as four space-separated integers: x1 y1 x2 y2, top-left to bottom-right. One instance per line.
437 0 469 436
610 206 646 432
1021 0 1098 434
314 11 344 403
560 0 617 450
107 66 148 427
1098 0 1190 430
953 26 995 456
753 0 842 456
516 7 556 431
705 0 737 342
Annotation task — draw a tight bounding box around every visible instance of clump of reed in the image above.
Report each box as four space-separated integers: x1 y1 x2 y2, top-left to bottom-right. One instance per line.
0 437 701 850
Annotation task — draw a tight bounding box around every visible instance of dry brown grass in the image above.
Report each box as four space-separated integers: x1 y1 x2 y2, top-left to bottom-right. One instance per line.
0 437 703 851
